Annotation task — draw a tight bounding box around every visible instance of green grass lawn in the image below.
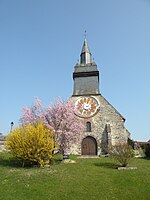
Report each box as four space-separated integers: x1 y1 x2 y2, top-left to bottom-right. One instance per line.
0 152 149 200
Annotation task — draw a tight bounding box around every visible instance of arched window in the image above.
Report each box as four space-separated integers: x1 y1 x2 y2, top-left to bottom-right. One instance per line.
86 122 91 132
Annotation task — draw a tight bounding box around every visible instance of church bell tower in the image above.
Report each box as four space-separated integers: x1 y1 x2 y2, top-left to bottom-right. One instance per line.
70 34 129 156
73 36 100 96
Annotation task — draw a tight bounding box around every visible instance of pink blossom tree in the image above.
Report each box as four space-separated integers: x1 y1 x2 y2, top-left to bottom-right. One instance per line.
20 98 83 154
20 98 46 125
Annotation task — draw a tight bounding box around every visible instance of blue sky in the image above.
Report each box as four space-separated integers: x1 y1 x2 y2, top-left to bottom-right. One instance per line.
0 0 150 141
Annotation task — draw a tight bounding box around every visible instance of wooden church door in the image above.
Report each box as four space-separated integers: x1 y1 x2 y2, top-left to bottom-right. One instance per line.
82 136 97 155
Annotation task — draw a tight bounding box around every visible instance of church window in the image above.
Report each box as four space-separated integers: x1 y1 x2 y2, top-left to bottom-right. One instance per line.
86 122 91 132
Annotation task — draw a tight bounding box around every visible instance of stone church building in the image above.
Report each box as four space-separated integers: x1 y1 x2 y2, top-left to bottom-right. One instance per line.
70 37 130 156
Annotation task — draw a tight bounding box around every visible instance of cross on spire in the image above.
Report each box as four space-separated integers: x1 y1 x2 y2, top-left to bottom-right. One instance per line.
84 30 87 39
80 31 92 64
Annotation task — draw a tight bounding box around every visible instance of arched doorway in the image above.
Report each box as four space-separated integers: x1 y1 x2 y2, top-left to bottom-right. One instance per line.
81 136 97 155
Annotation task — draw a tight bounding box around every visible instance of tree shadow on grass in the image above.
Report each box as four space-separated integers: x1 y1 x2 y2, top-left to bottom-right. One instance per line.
0 154 23 168
0 152 63 168
94 162 119 169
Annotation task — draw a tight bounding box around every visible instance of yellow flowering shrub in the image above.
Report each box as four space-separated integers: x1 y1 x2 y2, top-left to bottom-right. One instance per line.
6 122 55 167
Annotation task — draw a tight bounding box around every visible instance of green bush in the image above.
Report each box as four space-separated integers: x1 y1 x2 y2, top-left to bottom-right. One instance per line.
145 144 150 157
141 144 150 157
6 122 55 167
109 143 134 167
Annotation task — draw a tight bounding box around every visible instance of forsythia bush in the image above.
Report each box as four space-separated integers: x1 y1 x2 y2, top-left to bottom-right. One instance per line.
6 122 55 167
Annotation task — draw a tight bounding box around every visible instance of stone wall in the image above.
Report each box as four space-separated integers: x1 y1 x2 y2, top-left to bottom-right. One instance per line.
70 94 130 155
0 134 6 152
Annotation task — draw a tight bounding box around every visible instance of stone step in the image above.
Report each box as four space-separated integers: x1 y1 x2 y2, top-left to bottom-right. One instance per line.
77 155 99 159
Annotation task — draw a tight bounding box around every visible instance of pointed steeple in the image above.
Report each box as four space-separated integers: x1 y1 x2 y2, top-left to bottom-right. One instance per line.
73 33 100 96
80 32 92 65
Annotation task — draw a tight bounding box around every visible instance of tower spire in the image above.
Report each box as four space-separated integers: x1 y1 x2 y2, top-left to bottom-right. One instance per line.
80 31 92 64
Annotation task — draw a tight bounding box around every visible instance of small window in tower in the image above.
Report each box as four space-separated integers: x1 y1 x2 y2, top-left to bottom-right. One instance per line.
86 122 91 132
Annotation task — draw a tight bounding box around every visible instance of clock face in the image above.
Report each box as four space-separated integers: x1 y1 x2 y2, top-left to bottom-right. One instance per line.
75 96 100 118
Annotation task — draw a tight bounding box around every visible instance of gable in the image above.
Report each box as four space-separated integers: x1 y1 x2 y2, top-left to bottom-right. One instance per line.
99 95 125 122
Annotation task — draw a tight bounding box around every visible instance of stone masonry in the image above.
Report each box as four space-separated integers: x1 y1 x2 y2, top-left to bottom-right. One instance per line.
70 37 130 155
71 95 129 155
